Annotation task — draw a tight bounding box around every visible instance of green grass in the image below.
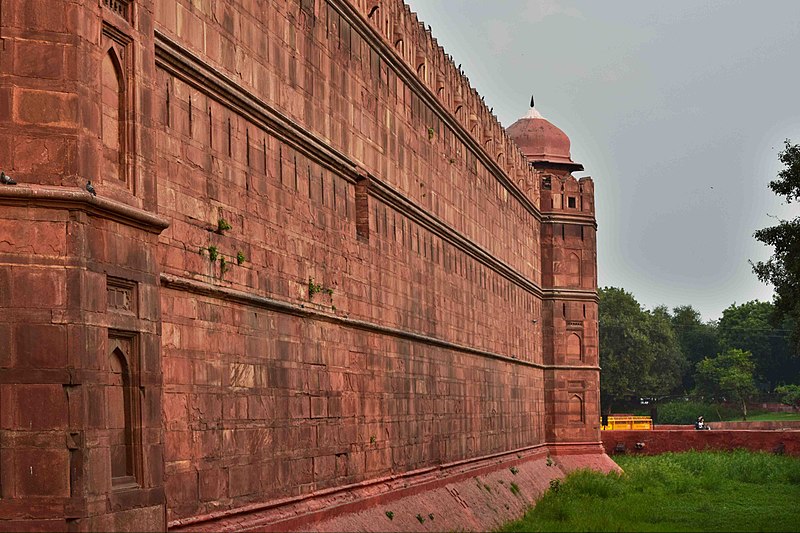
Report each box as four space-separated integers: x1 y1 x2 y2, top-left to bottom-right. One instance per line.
499 451 800 532
729 412 800 422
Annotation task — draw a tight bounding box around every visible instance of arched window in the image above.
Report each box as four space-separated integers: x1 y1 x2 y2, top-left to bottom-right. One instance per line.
109 346 135 485
101 49 126 182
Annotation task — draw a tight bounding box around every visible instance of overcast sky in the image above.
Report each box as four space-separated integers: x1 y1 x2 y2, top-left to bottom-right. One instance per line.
405 0 800 321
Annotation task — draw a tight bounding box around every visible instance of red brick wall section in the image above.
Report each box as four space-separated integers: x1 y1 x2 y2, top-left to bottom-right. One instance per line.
0 0 607 530
150 0 603 526
602 430 800 456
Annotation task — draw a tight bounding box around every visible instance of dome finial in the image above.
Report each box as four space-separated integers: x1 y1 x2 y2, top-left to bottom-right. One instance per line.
530 95 535 108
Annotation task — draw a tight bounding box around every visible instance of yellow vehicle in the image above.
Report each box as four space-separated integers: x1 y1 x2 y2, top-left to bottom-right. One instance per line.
601 415 653 430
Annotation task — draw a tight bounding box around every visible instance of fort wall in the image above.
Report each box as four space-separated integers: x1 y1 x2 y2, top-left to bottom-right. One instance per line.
0 0 606 530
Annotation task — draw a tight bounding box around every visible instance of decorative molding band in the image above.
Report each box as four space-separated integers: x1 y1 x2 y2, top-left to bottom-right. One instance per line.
327 0 543 222
542 212 598 228
541 288 600 303
160 273 601 373
0 185 170 234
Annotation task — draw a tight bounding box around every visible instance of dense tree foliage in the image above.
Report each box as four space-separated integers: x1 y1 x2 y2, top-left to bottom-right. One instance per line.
775 384 800 410
695 349 758 419
670 305 720 391
717 301 798 389
598 288 683 412
753 139 800 351
598 288 799 414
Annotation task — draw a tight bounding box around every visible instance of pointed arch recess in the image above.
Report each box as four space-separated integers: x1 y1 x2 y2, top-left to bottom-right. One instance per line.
101 47 126 182
568 394 585 423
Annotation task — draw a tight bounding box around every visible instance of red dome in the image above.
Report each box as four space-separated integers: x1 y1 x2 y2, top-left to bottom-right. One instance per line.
507 107 582 170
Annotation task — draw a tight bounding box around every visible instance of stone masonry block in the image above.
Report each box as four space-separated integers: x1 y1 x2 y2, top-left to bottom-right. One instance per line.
14 448 69 497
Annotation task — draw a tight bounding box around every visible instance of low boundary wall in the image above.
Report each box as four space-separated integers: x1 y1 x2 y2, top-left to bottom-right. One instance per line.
602 429 800 456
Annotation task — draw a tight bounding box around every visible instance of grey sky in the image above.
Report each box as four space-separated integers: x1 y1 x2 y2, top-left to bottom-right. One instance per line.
405 0 800 321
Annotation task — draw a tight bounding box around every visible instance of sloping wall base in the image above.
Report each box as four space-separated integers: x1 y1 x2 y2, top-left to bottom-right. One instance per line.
170 445 619 532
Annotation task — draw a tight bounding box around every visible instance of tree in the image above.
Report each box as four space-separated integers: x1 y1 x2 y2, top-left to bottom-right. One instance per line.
753 139 800 351
670 305 720 391
717 300 798 390
775 384 800 410
599 288 685 413
695 349 758 420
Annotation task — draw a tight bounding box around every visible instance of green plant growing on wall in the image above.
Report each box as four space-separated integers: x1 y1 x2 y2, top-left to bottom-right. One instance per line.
308 278 334 299
385 511 394 521
207 245 219 262
510 466 519 475
428 513 434 521
509 482 521 496
219 256 229 275
217 218 232 234
236 250 246 265
427 126 435 140
416 514 425 524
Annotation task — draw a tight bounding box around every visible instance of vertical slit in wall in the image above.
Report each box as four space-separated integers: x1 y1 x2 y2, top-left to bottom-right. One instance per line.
246 128 250 168
355 173 370 241
263 138 267 174
165 83 171 128
307 165 312 198
208 107 213 148
188 91 193 138
278 145 283 185
293 156 298 191
320 170 325 205
227 118 232 157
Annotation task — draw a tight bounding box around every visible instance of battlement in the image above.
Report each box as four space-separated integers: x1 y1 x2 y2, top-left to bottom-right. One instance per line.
349 0 539 197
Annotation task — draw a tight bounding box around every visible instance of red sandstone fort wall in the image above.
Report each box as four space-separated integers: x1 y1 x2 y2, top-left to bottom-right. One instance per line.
0 0 604 530
152 0 559 523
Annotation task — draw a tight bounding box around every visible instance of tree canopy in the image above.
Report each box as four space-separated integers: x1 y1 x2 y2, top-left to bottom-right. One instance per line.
598 287 684 412
717 300 798 389
598 288 799 414
753 139 800 351
694 348 758 420
670 305 720 391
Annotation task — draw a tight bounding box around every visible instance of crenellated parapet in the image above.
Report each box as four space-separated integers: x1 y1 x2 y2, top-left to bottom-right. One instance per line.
349 0 541 203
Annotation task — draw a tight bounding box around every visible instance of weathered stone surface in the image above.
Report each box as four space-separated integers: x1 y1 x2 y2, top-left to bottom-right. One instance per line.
0 0 609 530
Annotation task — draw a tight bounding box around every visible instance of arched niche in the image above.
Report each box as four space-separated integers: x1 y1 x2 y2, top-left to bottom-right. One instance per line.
566 332 582 361
568 394 585 424
108 334 139 487
101 47 126 183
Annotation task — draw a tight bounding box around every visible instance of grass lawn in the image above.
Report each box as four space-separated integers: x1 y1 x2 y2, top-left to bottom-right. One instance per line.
499 451 800 532
731 412 800 422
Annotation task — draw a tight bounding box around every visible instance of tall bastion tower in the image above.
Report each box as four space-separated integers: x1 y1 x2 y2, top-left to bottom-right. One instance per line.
0 0 614 530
